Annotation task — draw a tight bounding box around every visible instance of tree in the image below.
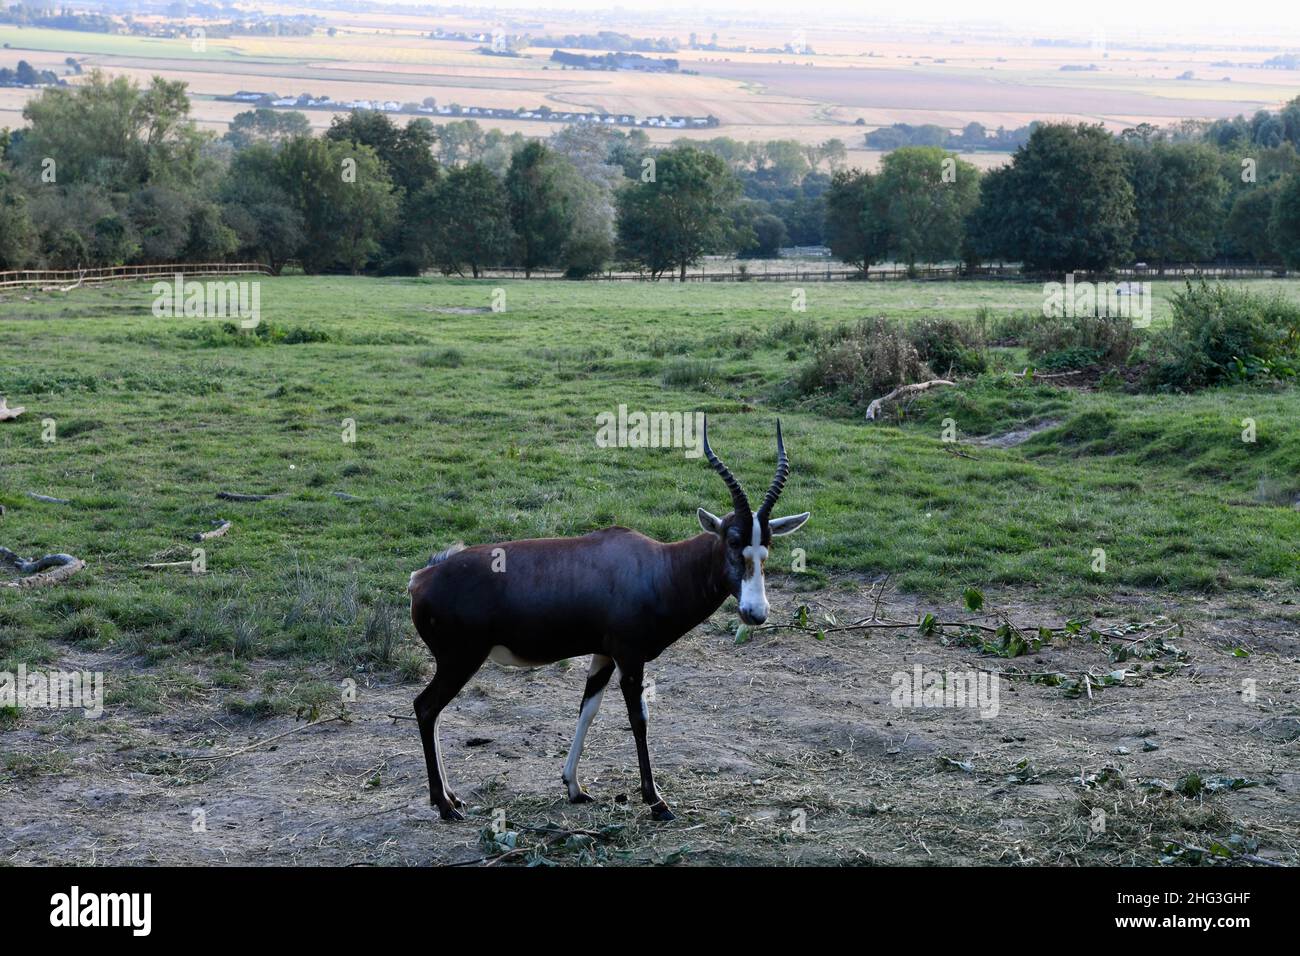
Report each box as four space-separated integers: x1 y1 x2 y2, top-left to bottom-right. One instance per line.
770 170 828 246
971 123 1136 272
875 147 979 272
616 146 746 280
552 161 616 277
811 138 846 171
479 128 526 177
823 168 887 274
436 119 486 167
220 144 306 273
753 139 809 188
325 111 439 197
25 182 126 267
1215 142 1300 260
1224 183 1283 263
183 202 238 262
1126 142 1225 265
410 163 512 277
1271 172 1300 269
747 212 787 257
546 126 621 276
964 164 1016 266
224 108 311 150
275 135 397 273
128 185 192 261
325 111 439 273
88 213 137 266
1282 95 1300 148
0 185 35 268
608 128 652 178
17 71 209 191
504 140 575 277
549 122 623 187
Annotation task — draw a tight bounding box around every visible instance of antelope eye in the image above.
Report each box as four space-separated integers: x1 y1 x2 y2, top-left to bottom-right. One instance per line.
726 528 743 546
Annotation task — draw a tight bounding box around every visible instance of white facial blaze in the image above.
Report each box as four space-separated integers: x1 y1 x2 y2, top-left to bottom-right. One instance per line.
739 516 769 622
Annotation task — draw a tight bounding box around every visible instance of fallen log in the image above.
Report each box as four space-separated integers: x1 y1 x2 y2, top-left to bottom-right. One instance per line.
27 492 70 504
1013 367 1086 380
0 548 86 588
865 379 955 421
42 268 87 293
194 519 232 541
217 491 287 502
0 397 25 421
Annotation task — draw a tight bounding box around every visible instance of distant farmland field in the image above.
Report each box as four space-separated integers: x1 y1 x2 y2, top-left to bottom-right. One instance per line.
692 60 1277 120
1 18 1293 159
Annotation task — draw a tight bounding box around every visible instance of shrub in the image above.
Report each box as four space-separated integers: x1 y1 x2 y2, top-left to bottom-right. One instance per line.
910 316 987 376
662 358 717 389
185 322 331 347
986 310 1039 345
796 317 932 404
1146 282 1300 391
1028 313 1137 369
280 325 332 344
416 348 464 368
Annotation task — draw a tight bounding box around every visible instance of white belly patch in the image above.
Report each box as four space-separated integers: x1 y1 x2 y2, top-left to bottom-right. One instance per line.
488 645 553 669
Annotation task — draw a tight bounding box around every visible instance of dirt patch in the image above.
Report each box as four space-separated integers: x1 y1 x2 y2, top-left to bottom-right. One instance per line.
1019 363 1153 391
1 581 1296 866
969 419 1063 448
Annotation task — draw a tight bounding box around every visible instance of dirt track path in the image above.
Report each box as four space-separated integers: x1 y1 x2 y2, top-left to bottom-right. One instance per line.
3 583 1297 866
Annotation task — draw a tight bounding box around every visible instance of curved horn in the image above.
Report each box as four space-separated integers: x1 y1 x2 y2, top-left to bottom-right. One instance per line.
702 415 751 522
756 420 789 522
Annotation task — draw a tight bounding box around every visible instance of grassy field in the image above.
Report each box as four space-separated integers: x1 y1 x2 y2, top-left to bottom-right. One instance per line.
3 275 1300 667
2 276 1298 865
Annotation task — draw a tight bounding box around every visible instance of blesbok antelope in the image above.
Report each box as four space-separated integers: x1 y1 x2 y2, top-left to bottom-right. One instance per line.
407 419 810 822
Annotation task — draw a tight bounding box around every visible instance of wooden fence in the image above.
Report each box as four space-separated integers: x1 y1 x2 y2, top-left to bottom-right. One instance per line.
476 262 1291 283
0 262 273 290
1 260 1290 289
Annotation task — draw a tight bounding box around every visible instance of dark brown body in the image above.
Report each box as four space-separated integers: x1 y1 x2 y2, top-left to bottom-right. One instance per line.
407 526 731 821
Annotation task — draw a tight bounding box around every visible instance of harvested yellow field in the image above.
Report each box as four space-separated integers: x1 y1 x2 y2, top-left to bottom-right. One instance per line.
1 10 1295 152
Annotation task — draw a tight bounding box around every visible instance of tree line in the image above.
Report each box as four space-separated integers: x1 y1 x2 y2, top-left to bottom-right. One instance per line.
2 72 1300 278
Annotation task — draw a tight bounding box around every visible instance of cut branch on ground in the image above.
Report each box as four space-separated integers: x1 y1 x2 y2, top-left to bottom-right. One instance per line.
0 548 86 588
216 491 287 502
865 379 955 421
193 519 232 541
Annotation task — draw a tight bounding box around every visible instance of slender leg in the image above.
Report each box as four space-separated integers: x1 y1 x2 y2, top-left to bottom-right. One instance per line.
562 654 616 803
414 652 485 821
617 660 674 821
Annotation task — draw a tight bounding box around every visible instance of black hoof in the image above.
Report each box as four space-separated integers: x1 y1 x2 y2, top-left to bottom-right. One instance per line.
569 790 595 804
448 793 465 809
649 802 675 822
438 805 466 822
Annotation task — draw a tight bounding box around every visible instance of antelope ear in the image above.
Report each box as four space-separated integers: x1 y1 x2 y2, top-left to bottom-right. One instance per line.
697 507 723 535
768 512 810 536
